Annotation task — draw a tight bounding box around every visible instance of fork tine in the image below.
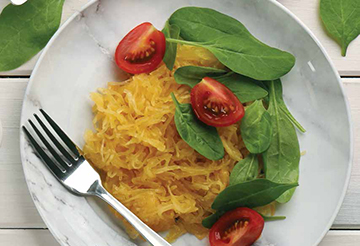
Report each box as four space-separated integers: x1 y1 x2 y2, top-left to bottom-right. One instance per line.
22 126 65 179
28 120 69 172
34 114 76 165
40 109 80 157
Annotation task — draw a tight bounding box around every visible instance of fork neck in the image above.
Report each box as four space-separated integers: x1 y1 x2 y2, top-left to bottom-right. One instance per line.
87 180 107 197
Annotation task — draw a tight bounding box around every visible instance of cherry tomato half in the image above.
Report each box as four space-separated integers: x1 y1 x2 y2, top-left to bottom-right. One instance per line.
190 77 245 127
209 208 264 246
115 22 166 74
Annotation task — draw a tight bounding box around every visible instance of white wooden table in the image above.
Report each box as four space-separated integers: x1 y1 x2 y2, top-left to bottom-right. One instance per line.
0 0 359 245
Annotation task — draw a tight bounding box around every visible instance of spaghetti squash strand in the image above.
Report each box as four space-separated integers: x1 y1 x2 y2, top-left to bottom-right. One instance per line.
83 45 247 242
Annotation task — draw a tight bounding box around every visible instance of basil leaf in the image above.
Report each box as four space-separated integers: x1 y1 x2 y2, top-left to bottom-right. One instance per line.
202 210 225 229
260 214 286 222
0 0 65 71
211 179 298 211
174 66 227 87
263 80 300 203
168 7 295 80
174 66 268 103
171 93 224 160
320 0 360 56
240 100 272 154
229 154 259 185
162 21 180 70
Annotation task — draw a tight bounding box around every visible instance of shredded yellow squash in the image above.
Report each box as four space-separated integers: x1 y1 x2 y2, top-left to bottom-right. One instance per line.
83 45 250 241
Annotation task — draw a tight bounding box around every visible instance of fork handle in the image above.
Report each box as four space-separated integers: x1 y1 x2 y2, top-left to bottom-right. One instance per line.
94 184 172 246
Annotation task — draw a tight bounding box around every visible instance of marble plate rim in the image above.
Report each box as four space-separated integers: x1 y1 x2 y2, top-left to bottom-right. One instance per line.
19 0 354 245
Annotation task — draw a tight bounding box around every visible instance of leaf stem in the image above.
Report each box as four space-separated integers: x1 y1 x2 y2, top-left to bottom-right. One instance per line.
170 92 180 107
280 107 306 133
166 38 203 47
341 45 347 57
260 213 286 221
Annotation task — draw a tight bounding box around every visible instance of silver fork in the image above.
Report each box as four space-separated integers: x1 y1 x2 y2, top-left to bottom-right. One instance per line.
22 109 171 246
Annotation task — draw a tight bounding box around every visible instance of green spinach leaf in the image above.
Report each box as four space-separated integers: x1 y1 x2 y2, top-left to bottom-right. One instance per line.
263 80 305 133
280 107 306 133
174 66 268 103
171 93 224 160
174 66 227 87
240 101 272 154
162 21 180 70
216 74 268 103
229 154 259 185
212 179 298 211
202 210 225 229
0 0 65 71
202 205 286 228
320 0 360 56
168 7 295 80
262 80 300 203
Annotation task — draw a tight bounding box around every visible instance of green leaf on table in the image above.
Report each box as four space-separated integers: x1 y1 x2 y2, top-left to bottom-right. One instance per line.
0 0 65 71
229 154 259 185
174 66 268 103
262 80 300 203
162 21 180 70
171 93 224 160
212 179 298 211
169 7 295 80
320 0 360 56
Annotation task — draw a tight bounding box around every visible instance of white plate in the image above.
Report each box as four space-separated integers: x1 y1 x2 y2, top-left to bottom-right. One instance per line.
20 0 353 245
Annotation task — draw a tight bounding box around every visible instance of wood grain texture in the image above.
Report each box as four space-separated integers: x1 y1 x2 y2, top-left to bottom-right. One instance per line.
0 78 359 230
319 231 360 246
0 230 58 246
0 0 359 76
0 229 359 246
333 79 360 227
0 79 46 228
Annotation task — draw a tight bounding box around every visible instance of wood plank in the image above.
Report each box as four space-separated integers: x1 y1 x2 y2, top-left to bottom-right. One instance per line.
0 78 359 229
0 230 58 246
0 128 46 228
319 231 360 246
0 0 89 76
0 229 359 246
278 0 360 76
0 79 27 129
333 79 360 227
0 79 45 228
0 0 359 76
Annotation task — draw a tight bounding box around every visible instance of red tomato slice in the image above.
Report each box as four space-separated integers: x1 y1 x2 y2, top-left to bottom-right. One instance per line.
209 208 264 246
115 22 166 74
190 77 245 127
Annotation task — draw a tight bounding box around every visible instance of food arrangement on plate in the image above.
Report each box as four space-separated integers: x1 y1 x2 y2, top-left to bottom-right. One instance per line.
82 7 305 246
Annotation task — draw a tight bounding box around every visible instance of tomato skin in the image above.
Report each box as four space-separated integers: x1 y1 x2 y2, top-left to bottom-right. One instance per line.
115 22 166 74
190 77 244 127
209 208 264 246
